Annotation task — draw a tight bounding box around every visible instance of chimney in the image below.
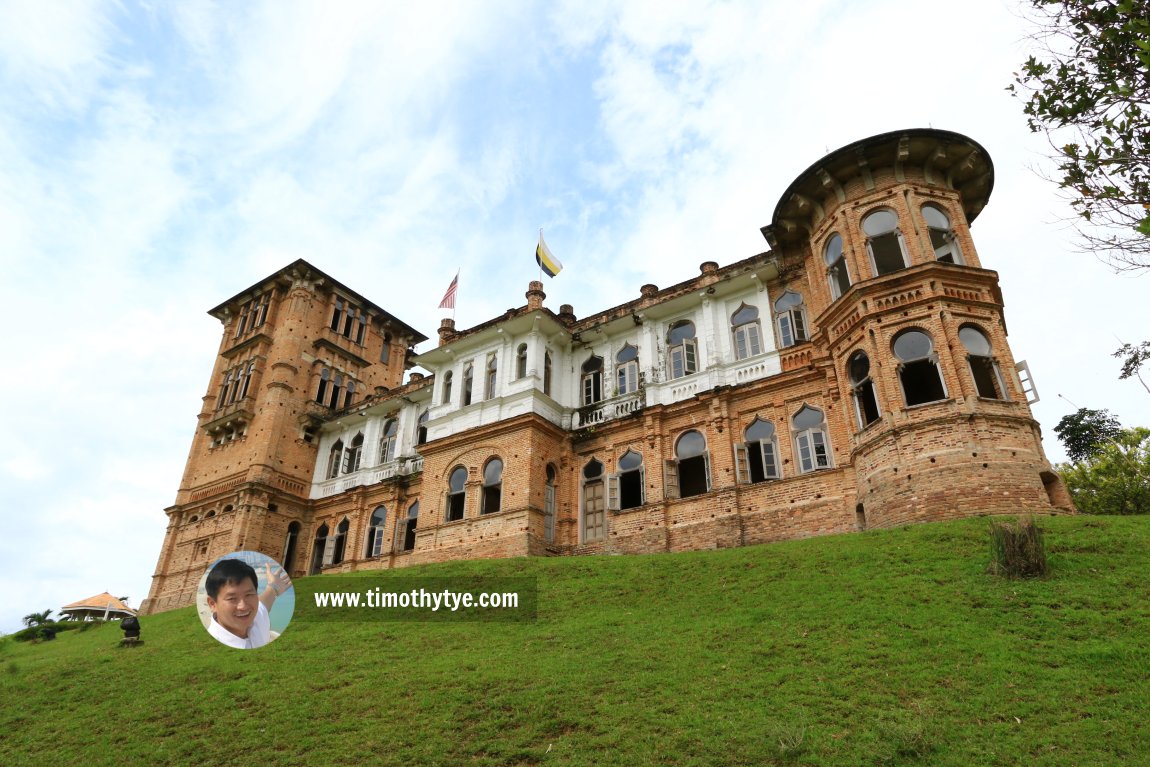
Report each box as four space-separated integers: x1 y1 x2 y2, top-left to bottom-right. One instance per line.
558 304 576 324
526 281 546 310
438 318 456 347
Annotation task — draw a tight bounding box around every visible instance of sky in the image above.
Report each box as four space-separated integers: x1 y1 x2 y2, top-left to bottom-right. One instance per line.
0 0 1146 634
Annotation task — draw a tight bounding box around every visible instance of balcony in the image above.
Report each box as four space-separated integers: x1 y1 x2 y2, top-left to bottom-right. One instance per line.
312 455 425 499
577 390 644 427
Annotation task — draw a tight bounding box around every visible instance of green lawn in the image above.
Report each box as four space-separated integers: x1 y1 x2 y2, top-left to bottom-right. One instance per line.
2 514 1148 766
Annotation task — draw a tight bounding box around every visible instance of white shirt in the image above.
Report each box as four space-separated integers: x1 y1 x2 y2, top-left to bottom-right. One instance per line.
208 602 272 649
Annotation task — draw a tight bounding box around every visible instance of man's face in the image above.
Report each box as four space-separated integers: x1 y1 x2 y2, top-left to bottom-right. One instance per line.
208 578 259 638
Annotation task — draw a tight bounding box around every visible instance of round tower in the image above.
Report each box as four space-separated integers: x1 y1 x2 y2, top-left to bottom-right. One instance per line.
764 129 1072 529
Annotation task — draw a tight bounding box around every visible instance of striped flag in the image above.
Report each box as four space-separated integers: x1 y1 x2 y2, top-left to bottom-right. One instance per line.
438 271 458 309
535 230 563 278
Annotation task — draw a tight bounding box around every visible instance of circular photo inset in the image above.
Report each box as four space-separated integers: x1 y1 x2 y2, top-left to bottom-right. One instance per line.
196 551 295 649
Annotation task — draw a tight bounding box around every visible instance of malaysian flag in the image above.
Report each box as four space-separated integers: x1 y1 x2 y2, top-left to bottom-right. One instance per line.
438 271 459 310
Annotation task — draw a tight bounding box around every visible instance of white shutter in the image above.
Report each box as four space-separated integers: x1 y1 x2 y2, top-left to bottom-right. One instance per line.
322 534 336 566
664 459 679 500
734 443 749 484
703 450 712 491
607 474 620 512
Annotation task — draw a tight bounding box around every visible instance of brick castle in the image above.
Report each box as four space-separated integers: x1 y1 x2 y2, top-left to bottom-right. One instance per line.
142 128 1073 614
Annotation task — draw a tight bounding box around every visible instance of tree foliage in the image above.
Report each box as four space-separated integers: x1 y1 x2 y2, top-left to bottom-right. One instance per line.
1113 339 1150 393
1060 427 1150 513
1053 407 1123 461
1010 0 1150 271
21 610 52 628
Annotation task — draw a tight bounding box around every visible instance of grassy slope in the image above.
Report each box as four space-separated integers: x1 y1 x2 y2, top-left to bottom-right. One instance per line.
1 515 1148 767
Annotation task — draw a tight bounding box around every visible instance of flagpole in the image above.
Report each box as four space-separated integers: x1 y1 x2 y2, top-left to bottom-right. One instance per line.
537 229 543 283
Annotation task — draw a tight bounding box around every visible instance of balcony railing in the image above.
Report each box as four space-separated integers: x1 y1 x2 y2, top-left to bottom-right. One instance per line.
577 391 644 427
313 455 425 498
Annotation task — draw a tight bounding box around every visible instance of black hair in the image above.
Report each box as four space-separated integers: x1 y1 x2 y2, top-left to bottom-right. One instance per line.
206 559 259 599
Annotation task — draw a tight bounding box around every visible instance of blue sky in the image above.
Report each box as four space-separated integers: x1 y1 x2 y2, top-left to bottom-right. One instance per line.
1 0 1146 634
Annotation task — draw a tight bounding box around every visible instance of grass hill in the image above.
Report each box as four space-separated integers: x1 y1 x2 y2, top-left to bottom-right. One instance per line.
2 514 1148 766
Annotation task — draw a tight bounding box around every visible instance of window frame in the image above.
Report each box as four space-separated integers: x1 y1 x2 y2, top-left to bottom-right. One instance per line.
824 233 851 299
734 418 781 484
862 208 910 276
667 320 699 380
922 204 963 264
792 405 832 473
959 325 1008 400
849 351 881 429
731 304 764 360
892 329 948 407
481 457 503 515
582 355 604 405
774 291 808 348
446 466 467 522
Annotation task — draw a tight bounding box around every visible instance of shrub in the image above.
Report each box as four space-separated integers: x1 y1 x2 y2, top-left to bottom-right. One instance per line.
988 516 1047 578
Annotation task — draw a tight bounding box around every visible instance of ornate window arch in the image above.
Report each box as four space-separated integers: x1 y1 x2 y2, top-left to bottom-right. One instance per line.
667 320 698 379
544 464 558 543
731 304 763 360
484 353 498 400
959 325 1006 399
666 430 710 499
344 432 364 473
825 233 851 299
582 459 606 542
892 329 947 406
922 204 962 264
582 355 604 405
735 418 780 483
399 501 419 552
774 290 808 348
849 352 881 428
326 440 344 480
608 449 645 510
378 420 398 464
516 343 528 379
862 208 909 275
792 405 831 473
616 344 639 395
366 506 388 557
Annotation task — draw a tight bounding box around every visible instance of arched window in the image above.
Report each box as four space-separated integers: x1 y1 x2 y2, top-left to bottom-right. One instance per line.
735 419 780 483
544 352 553 396
366 506 387 557
616 344 639 395
774 291 808 348
582 356 604 405
544 464 557 543
462 362 474 406
238 360 255 400
446 466 467 522
667 320 698 379
310 523 329 574
923 205 962 264
400 502 419 552
329 372 344 408
315 368 330 405
416 411 429 446
863 209 908 276
731 304 763 360
330 298 344 331
516 343 528 379
849 352 881 428
442 370 453 405
219 369 234 408
582 460 606 542
608 449 644 510
893 329 947 406
326 440 343 479
378 420 398 464
344 433 364 473
481 458 503 514
792 405 831 473
282 521 300 573
381 332 392 363
825 233 851 299
485 353 498 400
960 325 1006 399
667 430 710 499
344 379 355 409
332 518 349 565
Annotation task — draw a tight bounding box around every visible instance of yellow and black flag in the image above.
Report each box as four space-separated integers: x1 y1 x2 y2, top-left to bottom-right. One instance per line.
535 230 563 278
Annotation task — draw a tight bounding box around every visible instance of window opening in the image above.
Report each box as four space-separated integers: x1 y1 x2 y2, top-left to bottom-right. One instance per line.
544 464 557 543
582 459 606 542
849 352 881 427
731 304 763 360
379 419 398 464
446 466 467 522
366 506 387 557
516 344 528 379
672 430 710 498
774 291 808 347
482 458 503 514
667 320 698 379
582 356 604 405
485 353 498 400
400 502 419 552
959 326 1006 399
616 344 639 394
922 205 961 264
793 405 831 473
893 329 947 406
863 209 908 276
825 233 851 299
735 419 780 484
